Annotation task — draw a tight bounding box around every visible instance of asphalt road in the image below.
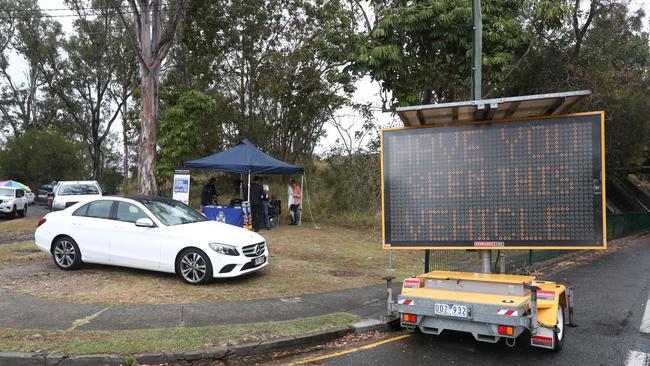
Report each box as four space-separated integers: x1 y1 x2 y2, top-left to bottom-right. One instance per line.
292 238 650 366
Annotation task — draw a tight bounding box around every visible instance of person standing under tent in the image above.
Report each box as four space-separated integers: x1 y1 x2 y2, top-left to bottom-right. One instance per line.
260 177 271 230
200 177 218 210
289 180 301 225
250 176 265 232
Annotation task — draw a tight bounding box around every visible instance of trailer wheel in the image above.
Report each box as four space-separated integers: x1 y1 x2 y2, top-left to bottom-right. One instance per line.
553 306 565 351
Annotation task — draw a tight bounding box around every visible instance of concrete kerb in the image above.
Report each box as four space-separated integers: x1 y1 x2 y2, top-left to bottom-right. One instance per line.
0 322 399 365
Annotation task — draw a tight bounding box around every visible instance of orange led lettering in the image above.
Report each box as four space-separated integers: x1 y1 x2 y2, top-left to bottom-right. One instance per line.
546 207 570 240
467 169 485 197
463 130 484 162
451 209 473 240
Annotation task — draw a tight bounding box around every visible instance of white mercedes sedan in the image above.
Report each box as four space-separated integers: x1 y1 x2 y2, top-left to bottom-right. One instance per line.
35 196 268 284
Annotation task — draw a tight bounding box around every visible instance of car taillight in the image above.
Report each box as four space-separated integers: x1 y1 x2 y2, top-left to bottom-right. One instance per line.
402 313 417 323
37 217 47 228
498 325 514 336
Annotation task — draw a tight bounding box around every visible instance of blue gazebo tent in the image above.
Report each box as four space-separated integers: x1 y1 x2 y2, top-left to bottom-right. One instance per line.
184 139 303 174
184 139 305 224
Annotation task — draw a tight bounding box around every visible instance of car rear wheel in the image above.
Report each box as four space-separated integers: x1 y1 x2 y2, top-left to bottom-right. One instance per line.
52 236 82 270
176 248 213 285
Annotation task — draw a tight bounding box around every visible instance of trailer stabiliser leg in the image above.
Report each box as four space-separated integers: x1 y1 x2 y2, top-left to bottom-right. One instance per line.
567 286 577 327
381 276 397 323
527 285 540 335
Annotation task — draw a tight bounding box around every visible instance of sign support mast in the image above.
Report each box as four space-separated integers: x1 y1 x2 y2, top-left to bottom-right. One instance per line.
471 0 491 274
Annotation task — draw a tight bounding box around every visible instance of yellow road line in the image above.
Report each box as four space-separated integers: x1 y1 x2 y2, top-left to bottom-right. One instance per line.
288 334 412 365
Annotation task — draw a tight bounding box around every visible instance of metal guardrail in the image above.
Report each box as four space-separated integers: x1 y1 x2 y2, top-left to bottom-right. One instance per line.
607 213 650 240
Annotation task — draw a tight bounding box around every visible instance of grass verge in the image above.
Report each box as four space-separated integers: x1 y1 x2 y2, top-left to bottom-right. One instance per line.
0 312 360 355
0 241 47 269
0 217 39 238
0 226 429 304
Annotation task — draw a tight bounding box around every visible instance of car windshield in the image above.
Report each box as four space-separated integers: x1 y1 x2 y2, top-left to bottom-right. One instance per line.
0 188 13 197
58 184 100 196
141 199 207 226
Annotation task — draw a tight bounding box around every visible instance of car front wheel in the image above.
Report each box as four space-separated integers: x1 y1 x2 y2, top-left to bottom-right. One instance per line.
19 205 26 217
176 248 213 285
52 236 82 270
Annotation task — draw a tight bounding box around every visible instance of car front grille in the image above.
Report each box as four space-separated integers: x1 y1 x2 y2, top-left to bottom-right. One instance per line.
242 242 266 257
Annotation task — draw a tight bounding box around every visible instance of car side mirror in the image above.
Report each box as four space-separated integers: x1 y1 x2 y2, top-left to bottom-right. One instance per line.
135 218 156 228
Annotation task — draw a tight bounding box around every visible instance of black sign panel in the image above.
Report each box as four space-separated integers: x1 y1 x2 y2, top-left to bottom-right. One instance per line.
382 113 605 249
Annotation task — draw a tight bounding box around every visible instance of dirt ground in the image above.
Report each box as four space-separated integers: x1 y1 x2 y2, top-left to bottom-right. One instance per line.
0 224 425 304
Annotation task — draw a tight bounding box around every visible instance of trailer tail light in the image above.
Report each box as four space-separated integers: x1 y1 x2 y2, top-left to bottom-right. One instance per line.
37 217 47 228
402 313 417 323
403 277 423 288
498 325 514 336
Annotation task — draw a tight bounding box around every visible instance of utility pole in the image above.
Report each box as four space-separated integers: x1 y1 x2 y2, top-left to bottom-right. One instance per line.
471 0 490 274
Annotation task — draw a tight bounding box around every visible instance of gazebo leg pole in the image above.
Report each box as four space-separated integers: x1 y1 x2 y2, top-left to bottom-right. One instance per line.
299 175 304 226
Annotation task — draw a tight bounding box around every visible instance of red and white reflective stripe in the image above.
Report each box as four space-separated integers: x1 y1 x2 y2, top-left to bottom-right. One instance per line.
497 309 519 316
398 299 414 306
531 335 553 346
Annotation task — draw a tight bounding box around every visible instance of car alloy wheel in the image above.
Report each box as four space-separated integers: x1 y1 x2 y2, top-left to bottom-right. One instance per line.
177 249 213 285
52 237 82 270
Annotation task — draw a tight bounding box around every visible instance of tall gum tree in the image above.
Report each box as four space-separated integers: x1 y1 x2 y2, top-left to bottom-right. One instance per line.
118 0 188 195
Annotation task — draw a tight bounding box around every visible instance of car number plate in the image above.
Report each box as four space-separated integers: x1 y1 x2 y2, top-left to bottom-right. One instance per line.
434 303 469 318
254 256 266 266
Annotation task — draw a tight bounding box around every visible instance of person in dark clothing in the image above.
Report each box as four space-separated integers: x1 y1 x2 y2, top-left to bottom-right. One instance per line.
249 176 265 232
200 177 218 209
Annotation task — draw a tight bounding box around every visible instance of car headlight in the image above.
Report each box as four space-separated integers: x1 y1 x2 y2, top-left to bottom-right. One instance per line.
53 201 65 209
208 243 240 256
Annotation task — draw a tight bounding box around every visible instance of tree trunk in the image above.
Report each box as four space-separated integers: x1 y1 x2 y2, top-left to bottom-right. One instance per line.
138 67 159 196
122 100 129 190
91 143 103 182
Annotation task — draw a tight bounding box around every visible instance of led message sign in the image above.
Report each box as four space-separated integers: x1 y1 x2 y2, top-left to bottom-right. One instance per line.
381 112 605 249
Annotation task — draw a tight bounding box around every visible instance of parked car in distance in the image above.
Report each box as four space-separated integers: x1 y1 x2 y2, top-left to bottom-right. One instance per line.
51 181 102 211
36 184 55 205
25 190 35 205
35 196 268 284
0 187 28 218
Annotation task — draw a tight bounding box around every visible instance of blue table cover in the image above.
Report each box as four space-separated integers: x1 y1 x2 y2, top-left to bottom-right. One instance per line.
202 206 244 227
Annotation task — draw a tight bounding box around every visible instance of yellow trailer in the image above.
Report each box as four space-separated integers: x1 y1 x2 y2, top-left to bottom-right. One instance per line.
393 271 574 351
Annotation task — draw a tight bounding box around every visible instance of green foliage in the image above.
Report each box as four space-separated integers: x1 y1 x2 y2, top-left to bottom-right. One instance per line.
0 130 89 187
502 1 650 178
157 90 230 184
310 152 382 228
164 0 361 164
349 0 529 107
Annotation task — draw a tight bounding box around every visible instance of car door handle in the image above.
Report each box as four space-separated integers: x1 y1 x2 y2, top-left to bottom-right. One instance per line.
71 222 81 226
